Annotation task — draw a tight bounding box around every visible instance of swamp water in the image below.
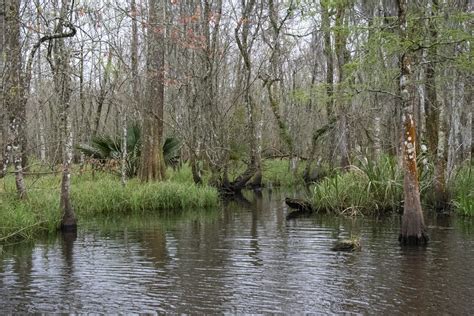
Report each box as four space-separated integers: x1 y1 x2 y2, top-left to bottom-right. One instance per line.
1 189 473 314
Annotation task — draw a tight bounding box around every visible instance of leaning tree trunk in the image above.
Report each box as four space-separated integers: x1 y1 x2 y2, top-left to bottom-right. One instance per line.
398 0 428 245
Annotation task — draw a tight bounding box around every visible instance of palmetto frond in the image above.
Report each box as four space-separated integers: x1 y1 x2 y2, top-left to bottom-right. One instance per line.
77 123 180 177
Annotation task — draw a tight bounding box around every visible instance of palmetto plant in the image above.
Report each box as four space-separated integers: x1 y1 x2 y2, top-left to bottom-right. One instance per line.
77 124 181 177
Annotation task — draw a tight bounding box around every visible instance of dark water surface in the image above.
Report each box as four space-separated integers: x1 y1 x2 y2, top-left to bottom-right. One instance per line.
1 189 473 314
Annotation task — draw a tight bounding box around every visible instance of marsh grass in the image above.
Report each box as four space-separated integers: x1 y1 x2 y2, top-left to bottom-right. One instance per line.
72 177 218 215
451 164 473 216
312 156 403 215
311 156 473 216
0 170 219 243
167 159 308 188
262 159 306 187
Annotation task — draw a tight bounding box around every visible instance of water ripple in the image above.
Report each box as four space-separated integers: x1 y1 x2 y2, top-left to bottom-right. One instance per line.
1 190 473 314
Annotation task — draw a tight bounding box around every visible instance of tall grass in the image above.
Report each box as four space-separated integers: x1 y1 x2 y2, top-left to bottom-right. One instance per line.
451 164 473 216
0 171 219 243
311 156 473 216
72 177 219 215
0 191 61 242
312 156 403 215
262 159 306 187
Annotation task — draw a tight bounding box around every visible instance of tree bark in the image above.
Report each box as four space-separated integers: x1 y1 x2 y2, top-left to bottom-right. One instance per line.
425 0 448 210
0 0 6 176
321 0 335 165
234 0 260 188
334 2 350 169
131 0 140 113
397 0 428 245
47 1 78 230
462 111 472 163
139 0 166 182
3 0 27 198
447 75 462 181
267 0 299 176
121 111 127 187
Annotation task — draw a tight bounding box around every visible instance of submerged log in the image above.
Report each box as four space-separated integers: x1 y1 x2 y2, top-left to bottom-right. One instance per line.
285 198 313 212
285 197 314 220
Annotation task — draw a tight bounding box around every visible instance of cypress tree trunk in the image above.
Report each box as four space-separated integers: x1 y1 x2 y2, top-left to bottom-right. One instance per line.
139 0 166 181
397 0 428 245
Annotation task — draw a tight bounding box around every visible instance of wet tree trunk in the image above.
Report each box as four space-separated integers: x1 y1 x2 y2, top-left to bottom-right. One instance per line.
397 0 428 245
139 0 166 182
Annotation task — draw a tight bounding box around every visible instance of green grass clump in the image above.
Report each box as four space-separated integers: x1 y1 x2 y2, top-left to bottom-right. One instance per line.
312 156 403 215
72 177 219 215
167 164 195 184
1 171 219 243
0 191 61 242
262 159 305 187
451 164 473 216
